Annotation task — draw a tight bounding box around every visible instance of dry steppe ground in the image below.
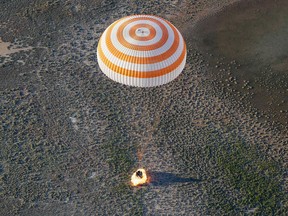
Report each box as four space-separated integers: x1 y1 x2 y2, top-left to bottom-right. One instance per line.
0 0 287 215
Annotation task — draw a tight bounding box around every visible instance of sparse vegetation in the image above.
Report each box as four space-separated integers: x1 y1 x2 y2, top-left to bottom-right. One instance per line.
101 131 135 175
207 138 286 215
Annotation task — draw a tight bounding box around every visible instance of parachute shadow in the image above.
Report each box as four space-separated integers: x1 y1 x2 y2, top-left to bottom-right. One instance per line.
148 171 201 186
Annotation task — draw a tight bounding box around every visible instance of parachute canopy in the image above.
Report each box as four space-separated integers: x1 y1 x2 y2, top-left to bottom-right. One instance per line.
97 15 187 87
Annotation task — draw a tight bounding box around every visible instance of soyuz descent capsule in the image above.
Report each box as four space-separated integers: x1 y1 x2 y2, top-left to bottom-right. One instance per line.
131 168 148 186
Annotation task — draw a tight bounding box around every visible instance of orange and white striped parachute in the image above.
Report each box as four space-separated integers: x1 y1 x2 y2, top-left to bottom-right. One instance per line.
97 15 187 87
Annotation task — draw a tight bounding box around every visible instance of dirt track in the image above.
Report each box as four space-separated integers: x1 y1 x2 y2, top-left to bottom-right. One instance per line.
0 0 287 215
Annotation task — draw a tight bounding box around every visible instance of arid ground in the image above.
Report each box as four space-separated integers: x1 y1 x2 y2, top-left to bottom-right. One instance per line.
0 0 287 215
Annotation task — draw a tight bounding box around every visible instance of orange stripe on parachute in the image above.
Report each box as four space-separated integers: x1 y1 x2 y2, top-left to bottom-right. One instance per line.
104 20 180 64
116 17 168 51
97 38 186 78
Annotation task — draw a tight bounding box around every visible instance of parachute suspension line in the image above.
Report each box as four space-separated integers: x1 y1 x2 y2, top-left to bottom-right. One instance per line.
137 87 174 165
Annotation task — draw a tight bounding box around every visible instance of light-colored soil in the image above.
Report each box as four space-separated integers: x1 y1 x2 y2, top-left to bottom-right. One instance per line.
0 38 33 57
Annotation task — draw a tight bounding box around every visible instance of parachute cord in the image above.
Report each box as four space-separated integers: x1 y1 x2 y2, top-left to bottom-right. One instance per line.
137 87 173 166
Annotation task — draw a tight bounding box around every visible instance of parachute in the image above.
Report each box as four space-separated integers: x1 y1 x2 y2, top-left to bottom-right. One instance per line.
97 15 187 87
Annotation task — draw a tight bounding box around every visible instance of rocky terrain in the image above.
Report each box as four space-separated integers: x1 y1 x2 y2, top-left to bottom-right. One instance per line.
0 0 287 215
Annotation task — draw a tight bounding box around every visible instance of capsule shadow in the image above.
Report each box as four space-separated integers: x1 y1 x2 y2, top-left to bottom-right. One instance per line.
148 171 201 186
